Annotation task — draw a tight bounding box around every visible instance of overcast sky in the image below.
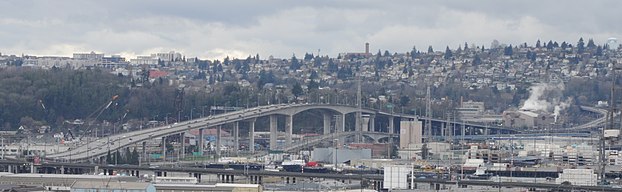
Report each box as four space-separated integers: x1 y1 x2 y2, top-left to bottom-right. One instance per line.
1 0 620 60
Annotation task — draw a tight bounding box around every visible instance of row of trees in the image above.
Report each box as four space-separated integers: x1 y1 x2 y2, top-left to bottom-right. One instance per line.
106 147 139 165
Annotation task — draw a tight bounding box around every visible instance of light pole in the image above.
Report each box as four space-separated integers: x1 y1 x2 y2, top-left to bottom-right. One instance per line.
191 108 195 120
201 106 206 118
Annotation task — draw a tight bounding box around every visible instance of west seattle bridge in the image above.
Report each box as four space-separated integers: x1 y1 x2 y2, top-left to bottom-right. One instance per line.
44 103 608 162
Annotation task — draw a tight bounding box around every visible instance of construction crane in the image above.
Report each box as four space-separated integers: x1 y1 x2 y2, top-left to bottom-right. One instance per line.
65 95 120 141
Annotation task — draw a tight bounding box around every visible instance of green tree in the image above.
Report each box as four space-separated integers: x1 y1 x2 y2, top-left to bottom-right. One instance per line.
587 38 596 48
292 82 304 97
124 147 131 165
307 80 319 91
444 46 453 59
289 55 301 70
131 148 139 165
114 150 121 164
504 45 513 56
106 150 112 164
257 70 275 88
399 96 410 107
577 37 585 53
410 46 418 59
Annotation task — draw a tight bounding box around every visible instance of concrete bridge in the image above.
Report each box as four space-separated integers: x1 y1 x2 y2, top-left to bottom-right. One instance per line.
44 103 606 162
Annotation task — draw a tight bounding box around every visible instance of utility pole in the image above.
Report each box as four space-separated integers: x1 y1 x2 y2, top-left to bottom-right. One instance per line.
601 62 618 184
356 74 363 143
424 86 432 160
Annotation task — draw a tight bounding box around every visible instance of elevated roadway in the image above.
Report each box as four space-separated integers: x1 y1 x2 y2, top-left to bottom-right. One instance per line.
47 104 380 161
46 104 609 161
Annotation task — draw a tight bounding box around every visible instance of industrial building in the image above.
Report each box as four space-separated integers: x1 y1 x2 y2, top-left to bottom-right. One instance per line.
502 109 554 129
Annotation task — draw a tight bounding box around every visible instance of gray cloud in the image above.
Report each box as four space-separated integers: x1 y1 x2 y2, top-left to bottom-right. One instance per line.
0 0 620 59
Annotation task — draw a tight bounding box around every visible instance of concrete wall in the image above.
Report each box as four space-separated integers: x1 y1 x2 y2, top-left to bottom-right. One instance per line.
399 120 422 149
311 148 371 164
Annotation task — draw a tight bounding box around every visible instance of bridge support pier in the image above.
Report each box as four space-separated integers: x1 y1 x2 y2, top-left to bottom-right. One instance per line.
362 115 370 132
388 116 394 158
161 136 167 161
323 113 331 134
216 125 222 157
337 113 345 146
286 115 293 147
199 128 205 156
234 122 239 155
269 115 278 150
370 115 375 133
249 119 255 153
180 132 185 160
338 114 345 133
355 111 362 143
142 141 146 163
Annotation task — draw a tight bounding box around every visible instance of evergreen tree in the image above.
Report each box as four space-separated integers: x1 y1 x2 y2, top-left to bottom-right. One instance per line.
291 82 303 97
561 42 568 50
290 55 301 70
124 147 131 164
427 46 434 53
444 46 453 59
307 80 319 91
257 70 275 88
327 59 338 73
383 50 391 57
587 38 596 48
536 40 541 48
114 150 121 164
309 70 318 80
504 45 513 56
577 37 585 53
595 45 603 56
313 56 322 67
131 148 139 165
410 46 418 59
106 150 112 164
303 53 314 61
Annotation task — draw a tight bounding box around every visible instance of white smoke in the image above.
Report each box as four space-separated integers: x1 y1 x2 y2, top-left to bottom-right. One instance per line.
553 98 573 122
520 82 571 119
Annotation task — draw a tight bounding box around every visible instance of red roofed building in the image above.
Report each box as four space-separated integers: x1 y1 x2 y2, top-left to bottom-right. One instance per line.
149 70 168 79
